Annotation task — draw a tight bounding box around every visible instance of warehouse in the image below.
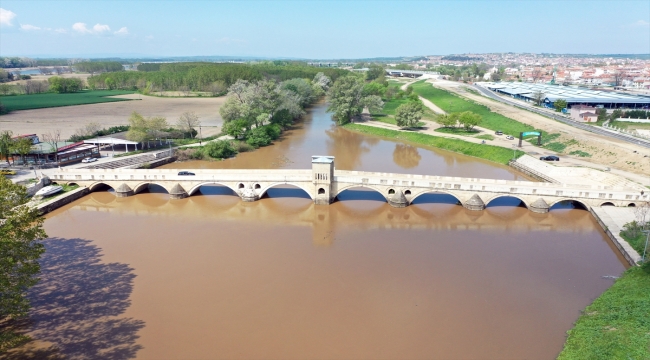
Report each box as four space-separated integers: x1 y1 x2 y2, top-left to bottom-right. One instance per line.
481 82 650 110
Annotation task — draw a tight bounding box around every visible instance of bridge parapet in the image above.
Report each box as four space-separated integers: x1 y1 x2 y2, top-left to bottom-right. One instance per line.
50 156 648 211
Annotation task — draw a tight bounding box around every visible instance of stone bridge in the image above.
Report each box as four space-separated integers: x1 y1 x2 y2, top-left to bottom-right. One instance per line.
51 156 648 213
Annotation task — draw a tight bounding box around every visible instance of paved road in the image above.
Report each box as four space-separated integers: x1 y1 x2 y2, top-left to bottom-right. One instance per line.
471 84 650 149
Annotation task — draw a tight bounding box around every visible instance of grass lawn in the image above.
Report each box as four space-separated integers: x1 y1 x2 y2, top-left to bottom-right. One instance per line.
344 123 523 165
558 267 650 359
0 90 135 112
411 81 538 135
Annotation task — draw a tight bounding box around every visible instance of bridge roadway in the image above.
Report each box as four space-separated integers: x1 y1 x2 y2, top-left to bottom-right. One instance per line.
52 156 647 213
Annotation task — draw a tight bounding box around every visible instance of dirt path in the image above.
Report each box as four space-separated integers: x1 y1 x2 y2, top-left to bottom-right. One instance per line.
424 80 650 177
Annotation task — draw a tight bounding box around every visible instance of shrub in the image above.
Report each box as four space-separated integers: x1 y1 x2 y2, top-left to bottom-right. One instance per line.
246 127 272 148
203 140 236 159
264 124 282 140
232 141 253 153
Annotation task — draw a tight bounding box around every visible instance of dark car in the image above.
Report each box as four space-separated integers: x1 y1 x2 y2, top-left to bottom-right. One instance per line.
178 171 196 176
495 130 503 135
539 156 560 161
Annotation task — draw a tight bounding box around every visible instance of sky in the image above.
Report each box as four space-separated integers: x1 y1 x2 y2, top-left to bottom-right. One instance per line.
0 0 649 59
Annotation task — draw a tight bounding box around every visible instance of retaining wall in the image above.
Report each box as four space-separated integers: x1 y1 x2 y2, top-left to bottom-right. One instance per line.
37 187 90 215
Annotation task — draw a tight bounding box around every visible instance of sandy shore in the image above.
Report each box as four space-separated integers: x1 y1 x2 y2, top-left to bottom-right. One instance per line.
0 94 226 139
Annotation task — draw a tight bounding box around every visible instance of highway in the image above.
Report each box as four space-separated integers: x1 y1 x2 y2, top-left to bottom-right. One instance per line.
471 84 650 149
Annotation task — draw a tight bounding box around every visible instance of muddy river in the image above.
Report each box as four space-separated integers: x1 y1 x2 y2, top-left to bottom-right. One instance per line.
20 102 627 359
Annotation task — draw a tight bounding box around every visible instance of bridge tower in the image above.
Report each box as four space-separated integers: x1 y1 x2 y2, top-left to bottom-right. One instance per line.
312 156 334 205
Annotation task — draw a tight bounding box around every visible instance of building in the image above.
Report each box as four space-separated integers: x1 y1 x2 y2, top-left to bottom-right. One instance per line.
8 141 100 166
11 134 40 145
481 82 650 110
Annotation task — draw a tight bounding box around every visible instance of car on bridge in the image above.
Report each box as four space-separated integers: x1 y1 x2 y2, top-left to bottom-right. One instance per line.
540 155 560 161
178 171 195 176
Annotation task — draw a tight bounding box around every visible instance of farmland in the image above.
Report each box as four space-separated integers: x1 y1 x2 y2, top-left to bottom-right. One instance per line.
0 90 136 112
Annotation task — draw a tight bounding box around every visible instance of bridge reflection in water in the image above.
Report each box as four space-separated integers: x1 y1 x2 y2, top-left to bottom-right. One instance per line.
64 186 611 249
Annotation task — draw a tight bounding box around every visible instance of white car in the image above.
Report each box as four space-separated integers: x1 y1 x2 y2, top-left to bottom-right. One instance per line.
81 157 98 163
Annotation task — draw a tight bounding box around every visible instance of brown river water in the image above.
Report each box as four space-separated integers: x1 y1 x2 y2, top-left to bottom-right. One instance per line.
16 102 627 359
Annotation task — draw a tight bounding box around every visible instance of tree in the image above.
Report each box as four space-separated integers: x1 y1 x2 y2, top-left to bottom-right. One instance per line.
553 99 567 112
612 71 625 87
531 90 545 106
41 130 61 163
458 111 482 131
0 176 47 349
176 112 201 139
12 138 32 165
609 109 623 121
0 83 12 96
222 119 249 139
394 101 424 128
0 131 14 165
362 82 386 97
531 69 543 82
436 113 458 128
126 112 149 144
596 108 608 122
365 65 385 81
327 75 384 125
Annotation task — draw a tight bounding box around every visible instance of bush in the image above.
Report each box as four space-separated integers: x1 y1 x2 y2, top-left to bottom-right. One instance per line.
246 127 273 148
203 140 237 159
232 141 253 153
264 124 282 140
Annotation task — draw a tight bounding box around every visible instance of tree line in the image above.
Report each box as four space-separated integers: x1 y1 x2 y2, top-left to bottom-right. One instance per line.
87 62 348 94
73 61 124 74
0 57 72 68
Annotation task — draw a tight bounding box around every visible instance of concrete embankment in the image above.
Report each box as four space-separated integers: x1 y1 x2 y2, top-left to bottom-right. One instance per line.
36 187 90 215
589 207 642 266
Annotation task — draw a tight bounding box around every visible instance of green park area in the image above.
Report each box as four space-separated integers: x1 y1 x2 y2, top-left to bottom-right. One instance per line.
0 90 135 112
344 123 523 165
410 81 537 136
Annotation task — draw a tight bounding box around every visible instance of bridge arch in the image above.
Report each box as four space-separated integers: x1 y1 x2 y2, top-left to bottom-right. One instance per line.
132 182 172 194
484 194 530 209
334 184 389 203
89 182 115 192
548 198 590 211
258 182 314 200
409 190 463 205
186 182 239 196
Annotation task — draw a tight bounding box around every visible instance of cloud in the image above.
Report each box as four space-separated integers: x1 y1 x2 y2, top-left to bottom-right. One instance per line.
72 22 111 34
20 23 40 31
0 8 17 26
623 20 650 29
114 27 128 35
93 23 110 33
54 28 67 34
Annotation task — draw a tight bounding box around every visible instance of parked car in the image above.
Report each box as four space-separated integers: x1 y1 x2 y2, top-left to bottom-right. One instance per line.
81 157 98 163
495 130 503 135
178 171 195 176
539 155 560 161
506 135 515 140
0 169 16 176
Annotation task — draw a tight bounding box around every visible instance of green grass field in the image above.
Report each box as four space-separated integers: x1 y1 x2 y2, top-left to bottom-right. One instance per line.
344 123 523 165
558 267 650 360
0 90 135 112
411 81 539 135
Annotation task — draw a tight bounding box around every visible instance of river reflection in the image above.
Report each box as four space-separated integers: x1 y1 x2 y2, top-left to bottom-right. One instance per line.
24 101 629 359
33 190 627 359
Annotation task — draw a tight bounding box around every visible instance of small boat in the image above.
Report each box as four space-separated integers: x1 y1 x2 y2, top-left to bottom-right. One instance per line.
35 185 63 197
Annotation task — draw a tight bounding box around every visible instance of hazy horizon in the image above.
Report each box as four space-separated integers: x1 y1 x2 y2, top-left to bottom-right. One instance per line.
1 0 648 59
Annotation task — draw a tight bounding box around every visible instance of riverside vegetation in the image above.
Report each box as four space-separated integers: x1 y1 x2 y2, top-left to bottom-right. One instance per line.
178 72 333 161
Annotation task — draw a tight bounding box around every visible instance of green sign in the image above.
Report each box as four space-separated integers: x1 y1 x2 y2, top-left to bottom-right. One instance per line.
521 131 541 137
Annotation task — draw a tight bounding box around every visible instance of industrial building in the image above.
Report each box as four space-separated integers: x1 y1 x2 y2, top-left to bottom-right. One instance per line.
480 82 650 110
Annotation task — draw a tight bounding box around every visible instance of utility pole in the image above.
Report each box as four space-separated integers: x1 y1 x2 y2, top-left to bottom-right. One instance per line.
199 125 202 146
